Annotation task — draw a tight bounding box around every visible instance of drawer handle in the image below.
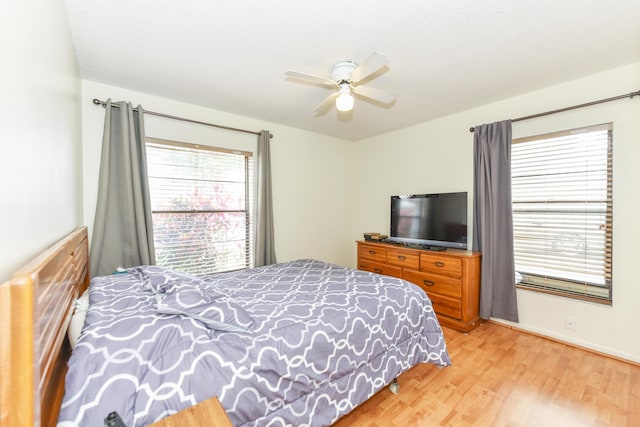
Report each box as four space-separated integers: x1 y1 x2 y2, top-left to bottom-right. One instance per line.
434 261 445 267
374 268 383 274
398 255 406 261
368 250 376 255
423 279 435 287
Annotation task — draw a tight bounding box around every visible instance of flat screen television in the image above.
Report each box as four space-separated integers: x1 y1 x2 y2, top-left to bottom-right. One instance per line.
389 192 468 250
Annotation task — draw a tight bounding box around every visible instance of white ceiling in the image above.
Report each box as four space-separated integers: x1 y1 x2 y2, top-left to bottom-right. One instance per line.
64 0 640 141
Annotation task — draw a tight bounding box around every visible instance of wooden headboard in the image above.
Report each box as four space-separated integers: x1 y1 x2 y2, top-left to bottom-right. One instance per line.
0 227 89 427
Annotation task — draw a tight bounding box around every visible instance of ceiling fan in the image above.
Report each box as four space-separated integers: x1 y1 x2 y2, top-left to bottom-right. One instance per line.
285 52 395 114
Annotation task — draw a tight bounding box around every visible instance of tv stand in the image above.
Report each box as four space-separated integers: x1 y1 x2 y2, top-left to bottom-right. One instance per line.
420 244 446 252
357 240 481 333
390 241 451 252
402 243 445 251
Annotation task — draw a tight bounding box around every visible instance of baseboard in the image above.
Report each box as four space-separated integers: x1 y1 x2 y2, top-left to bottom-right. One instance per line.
486 319 640 367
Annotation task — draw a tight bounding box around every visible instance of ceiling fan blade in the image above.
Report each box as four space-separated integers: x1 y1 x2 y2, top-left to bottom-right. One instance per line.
353 85 395 105
285 70 337 89
314 92 339 115
351 52 389 83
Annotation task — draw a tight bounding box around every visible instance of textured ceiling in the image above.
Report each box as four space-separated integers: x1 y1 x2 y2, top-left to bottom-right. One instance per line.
64 0 640 141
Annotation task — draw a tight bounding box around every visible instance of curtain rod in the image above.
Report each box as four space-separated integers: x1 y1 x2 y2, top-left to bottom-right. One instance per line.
92 98 272 138
469 90 640 133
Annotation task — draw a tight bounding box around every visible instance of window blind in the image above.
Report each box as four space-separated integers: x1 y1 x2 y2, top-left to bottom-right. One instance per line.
146 138 254 275
511 124 612 302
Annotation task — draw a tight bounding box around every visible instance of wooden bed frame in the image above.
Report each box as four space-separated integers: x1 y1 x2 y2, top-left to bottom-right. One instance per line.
0 227 89 427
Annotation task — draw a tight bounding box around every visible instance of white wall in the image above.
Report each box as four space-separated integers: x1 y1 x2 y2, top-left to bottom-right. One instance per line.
80 80 357 268
354 62 640 363
0 0 82 282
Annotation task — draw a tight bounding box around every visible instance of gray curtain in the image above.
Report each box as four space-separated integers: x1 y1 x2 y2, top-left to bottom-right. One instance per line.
90 99 156 277
254 130 277 266
472 120 519 322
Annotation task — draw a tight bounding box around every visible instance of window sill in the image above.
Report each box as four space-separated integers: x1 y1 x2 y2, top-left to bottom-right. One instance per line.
515 283 612 306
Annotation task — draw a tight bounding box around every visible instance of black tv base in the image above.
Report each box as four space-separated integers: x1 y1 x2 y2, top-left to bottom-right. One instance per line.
404 243 446 251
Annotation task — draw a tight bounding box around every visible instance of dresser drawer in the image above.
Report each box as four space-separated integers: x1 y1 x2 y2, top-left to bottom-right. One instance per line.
358 244 387 263
428 293 462 320
358 259 402 278
387 249 419 269
402 269 462 299
420 253 462 277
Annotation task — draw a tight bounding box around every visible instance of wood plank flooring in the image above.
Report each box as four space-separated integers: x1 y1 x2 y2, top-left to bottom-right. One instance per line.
333 322 640 427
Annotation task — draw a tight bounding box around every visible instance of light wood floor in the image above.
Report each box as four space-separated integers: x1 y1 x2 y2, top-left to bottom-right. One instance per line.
333 322 640 427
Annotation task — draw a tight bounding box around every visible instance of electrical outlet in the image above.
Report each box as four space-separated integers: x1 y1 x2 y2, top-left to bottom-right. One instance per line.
565 315 576 331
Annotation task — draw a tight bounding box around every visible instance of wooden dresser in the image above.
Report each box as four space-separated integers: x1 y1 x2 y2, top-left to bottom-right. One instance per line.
357 241 481 332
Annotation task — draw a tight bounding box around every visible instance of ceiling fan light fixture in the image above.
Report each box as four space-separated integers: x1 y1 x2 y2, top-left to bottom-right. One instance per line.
285 52 394 114
335 85 354 112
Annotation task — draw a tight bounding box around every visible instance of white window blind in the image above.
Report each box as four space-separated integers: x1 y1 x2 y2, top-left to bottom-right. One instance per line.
146 138 254 275
511 123 612 302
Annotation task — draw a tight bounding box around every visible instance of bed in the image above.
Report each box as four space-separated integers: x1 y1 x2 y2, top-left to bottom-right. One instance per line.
1 227 450 427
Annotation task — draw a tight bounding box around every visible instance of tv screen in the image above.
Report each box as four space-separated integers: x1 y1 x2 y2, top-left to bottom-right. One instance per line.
389 192 468 249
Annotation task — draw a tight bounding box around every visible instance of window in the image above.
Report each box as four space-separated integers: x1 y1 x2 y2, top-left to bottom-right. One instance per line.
146 138 254 275
511 124 612 303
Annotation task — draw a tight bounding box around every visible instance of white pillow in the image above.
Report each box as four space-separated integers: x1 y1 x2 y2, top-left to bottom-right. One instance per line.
68 289 90 347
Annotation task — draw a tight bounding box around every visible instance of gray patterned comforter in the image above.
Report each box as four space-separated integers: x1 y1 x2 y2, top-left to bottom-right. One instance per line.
58 259 450 427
